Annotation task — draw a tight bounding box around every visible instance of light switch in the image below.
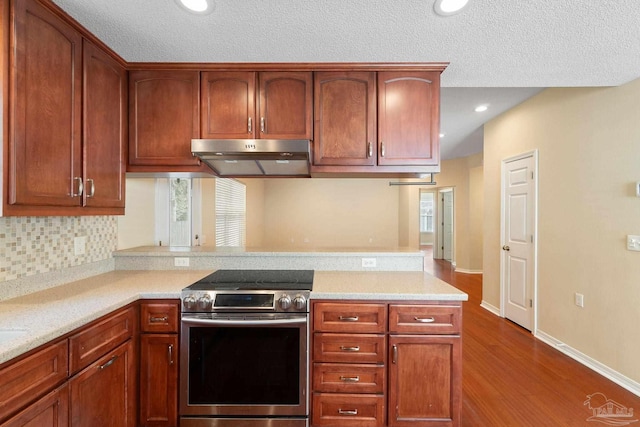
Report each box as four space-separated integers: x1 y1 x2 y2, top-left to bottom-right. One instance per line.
627 235 640 252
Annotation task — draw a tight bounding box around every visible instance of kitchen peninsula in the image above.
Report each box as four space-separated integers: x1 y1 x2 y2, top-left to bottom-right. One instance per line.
0 255 467 427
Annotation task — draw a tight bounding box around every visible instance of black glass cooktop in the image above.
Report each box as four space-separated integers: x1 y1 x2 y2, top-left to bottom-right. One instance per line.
185 269 314 291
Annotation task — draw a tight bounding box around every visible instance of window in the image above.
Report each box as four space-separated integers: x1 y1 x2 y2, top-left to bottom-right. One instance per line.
169 178 192 246
215 178 246 247
420 191 434 233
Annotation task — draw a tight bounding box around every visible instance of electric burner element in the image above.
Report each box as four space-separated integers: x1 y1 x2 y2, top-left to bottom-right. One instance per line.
181 269 314 313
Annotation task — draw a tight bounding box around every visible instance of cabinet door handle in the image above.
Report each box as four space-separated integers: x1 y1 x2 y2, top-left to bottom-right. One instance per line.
339 376 360 382
248 117 252 133
338 316 359 322
150 316 168 323
414 316 436 323
86 178 95 198
72 177 84 197
168 344 174 365
392 344 398 364
260 117 265 133
340 346 360 352
367 142 373 158
98 355 118 370
380 141 385 157
338 409 358 416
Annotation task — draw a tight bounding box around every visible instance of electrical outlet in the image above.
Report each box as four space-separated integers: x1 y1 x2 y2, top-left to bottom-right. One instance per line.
575 293 584 308
627 235 640 251
174 257 190 267
362 258 377 268
74 236 86 256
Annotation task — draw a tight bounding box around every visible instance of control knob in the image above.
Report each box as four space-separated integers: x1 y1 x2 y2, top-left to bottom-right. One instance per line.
197 294 212 310
293 295 307 311
183 295 197 311
278 294 292 310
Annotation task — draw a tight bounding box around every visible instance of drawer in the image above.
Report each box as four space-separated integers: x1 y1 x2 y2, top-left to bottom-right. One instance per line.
69 306 136 374
389 304 461 335
140 301 179 333
0 340 68 423
313 333 385 364
313 302 386 333
312 393 385 427
313 363 385 394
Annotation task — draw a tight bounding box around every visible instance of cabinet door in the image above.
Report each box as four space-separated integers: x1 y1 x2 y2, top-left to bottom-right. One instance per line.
258 72 312 139
0 385 68 427
83 40 126 209
69 340 136 427
313 72 376 166
201 71 256 139
388 335 461 427
129 70 201 167
139 334 178 427
9 0 83 207
377 72 440 166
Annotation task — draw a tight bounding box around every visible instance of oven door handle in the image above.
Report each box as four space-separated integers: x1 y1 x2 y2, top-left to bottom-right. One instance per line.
181 316 308 326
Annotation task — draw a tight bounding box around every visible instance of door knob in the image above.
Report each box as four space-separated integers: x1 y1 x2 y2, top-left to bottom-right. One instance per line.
502 245 510 251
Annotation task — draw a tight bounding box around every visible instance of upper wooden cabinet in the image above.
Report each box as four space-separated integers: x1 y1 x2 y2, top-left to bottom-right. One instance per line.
128 70 206 173
201 71 312 140
3 0 126 216
313 72 377 166
377 71 440 167
83 40 126 210
311 70 442 175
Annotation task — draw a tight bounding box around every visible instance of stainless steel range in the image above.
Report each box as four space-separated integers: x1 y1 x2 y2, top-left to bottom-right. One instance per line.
179 269 313 427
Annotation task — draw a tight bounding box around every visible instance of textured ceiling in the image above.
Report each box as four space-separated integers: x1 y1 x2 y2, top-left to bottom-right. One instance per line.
50 0 640 158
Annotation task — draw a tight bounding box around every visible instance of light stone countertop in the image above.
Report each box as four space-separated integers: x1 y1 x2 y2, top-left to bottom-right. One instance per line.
0 269 467 366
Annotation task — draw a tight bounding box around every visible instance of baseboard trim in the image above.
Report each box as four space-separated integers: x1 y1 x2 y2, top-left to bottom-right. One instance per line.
454 268 483 274
535 330 640 398
480 300 501 316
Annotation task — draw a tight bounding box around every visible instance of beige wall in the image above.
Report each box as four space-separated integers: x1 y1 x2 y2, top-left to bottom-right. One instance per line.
256 178 402 249
484 80 640 383
117 178 156 249
436 153 484 272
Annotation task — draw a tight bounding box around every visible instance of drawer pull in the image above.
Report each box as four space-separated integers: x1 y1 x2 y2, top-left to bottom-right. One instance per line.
339 376 360 382
338 409 358 416
98 355 118 370
414 316 436 323
338 316 359 322
150 316 169 323
340 346 360 352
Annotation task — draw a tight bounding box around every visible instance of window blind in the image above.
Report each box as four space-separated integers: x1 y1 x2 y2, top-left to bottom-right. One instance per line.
215 178 246 247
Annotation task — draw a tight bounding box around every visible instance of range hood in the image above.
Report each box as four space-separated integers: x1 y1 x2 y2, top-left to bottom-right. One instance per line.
191 139 311 177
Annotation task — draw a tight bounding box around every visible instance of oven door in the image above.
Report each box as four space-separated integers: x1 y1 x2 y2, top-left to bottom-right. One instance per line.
180 313 308 419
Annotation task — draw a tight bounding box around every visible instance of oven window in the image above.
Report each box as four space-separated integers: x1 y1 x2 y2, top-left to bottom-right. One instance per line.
188 326 301 405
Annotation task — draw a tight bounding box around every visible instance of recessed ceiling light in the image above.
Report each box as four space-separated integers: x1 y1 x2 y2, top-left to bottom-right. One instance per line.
175 0 215 15
434 0 469 16
474 104 488 112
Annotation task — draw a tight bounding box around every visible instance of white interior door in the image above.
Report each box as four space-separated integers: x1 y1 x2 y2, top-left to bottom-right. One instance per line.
443 191 454 262
501 153 537 331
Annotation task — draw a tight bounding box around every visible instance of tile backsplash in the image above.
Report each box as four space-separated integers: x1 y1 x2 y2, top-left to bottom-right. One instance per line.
0 216 117 283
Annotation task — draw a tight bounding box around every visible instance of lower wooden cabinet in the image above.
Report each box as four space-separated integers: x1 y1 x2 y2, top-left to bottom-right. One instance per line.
0 385 69 427
139 300 180 427
139 334 178 427
69 340 136 427
388 336 460 427
311 301 462 427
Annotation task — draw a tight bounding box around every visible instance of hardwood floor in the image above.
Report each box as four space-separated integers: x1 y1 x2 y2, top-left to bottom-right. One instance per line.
423 252 640 426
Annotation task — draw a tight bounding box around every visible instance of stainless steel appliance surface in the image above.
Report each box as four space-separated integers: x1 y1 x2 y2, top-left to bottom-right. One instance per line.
180 269 314 427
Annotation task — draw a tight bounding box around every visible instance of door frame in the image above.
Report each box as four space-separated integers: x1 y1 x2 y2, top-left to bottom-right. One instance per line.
500 150 539 332
435 187 454 263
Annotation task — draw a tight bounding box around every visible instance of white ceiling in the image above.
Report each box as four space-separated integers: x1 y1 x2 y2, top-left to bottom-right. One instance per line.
51 0 640 159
